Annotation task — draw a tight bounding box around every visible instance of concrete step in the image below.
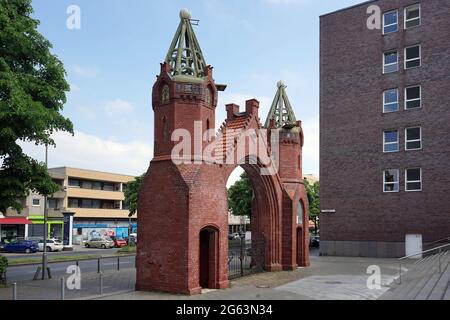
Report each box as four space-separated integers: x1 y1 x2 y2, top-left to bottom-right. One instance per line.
382 253 450 300
414 272 442 300
428 261 450 300
389 261 437 300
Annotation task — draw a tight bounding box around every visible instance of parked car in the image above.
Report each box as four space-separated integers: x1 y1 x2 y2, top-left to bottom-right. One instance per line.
309 235 320 247
38 239 64 252
228 233 241 240
4 240 39 254
0 242 6 252
110 236 127 248
84 237 114 249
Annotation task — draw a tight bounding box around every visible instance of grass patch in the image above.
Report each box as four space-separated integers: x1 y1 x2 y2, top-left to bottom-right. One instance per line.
117 245 136 253
8 254 103 266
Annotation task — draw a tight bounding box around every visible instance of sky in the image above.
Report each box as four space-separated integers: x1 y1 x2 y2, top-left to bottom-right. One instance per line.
21 0 366 182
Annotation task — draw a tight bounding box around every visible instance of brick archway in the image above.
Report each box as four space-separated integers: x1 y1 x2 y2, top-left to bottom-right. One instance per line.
136 10 309 295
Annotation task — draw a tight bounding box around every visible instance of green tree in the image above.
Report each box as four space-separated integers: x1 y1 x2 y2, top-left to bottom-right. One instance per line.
304 179 320 234
0 0 73 213
124 173 146 217
228 172 253 217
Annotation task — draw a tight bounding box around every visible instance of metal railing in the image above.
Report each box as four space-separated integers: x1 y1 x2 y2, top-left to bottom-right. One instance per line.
397 243 450 285
423 237 450 251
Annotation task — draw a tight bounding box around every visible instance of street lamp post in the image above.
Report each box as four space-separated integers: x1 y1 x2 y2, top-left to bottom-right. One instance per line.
41 144 48 280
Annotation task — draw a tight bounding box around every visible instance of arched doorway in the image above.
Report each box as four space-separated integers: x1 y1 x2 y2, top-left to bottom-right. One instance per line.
199 226 219 289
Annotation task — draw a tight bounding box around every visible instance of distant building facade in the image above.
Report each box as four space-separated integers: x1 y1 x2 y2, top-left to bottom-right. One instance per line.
1 167 137 245
320 1 450 257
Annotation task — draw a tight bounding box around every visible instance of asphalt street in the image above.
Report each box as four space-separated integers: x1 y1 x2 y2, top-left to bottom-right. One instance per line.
5 255 135 284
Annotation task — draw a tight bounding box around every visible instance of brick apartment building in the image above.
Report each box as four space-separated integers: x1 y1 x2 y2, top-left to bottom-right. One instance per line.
320 1 450 257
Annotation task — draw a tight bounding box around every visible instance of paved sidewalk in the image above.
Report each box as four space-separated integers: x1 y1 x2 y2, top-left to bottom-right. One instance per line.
0 256 412 300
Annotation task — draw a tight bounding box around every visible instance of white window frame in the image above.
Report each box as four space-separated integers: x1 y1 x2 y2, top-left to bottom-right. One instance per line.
405 85 422 110
383 130 399 153
32 199 41 207
405 127 422 151
404 3 421 29
383 50 399 74
383 88 399 113
404 45 421 69
405 168 422 192
383 10 398 35
384 169 400 193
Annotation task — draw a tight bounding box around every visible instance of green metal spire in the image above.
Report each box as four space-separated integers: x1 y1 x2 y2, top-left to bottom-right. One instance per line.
165 9 207 79
264 81 297 129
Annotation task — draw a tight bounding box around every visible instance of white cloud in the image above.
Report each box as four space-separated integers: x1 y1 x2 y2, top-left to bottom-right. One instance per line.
103 99 134 116
19 130 152 176
72 65 98 78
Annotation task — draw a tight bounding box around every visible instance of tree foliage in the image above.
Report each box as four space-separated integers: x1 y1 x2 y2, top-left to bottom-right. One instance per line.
304 179 320 234
228 172 253 217
0 255 7 284
0 0 73 213
124 173 146 217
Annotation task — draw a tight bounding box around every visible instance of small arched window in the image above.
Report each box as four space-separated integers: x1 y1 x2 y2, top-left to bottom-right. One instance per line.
162 116 168 141
297 201 304 225
205 87 212 106
206 118 210 142
161 84 170 103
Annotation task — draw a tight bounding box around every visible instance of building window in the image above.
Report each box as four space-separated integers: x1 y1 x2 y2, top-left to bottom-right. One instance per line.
405 85 421 109
205 87 212 106
103 183 114 191
68 198 79 208
81 180 93 189
383 11 398 34
405 45 421 69
383 89 399 113
405 4 421 29
161 84 170 103
384 169 399 192
405 168 422 191
383 50 398 73
92 199 101 209
68 179 80 187
48 199 58 209
32 199 40 206
81 199 93 208
297 201 304 225
383 130 399 153
405 127 422 150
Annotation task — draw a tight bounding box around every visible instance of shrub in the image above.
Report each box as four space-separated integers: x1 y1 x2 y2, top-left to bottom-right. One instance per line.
0 255 8 284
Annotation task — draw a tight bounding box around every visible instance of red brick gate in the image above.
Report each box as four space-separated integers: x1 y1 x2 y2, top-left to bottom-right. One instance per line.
136 10 309 295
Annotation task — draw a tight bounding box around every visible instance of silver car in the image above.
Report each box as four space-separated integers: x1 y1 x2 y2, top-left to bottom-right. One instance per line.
85 237 114 249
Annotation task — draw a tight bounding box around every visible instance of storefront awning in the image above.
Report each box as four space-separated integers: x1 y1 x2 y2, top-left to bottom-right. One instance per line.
0 218 32 225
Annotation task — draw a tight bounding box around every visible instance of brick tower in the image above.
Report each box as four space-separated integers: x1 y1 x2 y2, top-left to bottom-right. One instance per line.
136 9 228 295
265 81 310 269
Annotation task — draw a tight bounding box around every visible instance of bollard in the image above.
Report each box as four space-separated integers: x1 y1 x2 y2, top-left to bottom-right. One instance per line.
97 259 100 273
117 257 120 271
99 272 103 295
61 278 65 300
12 283 17 300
